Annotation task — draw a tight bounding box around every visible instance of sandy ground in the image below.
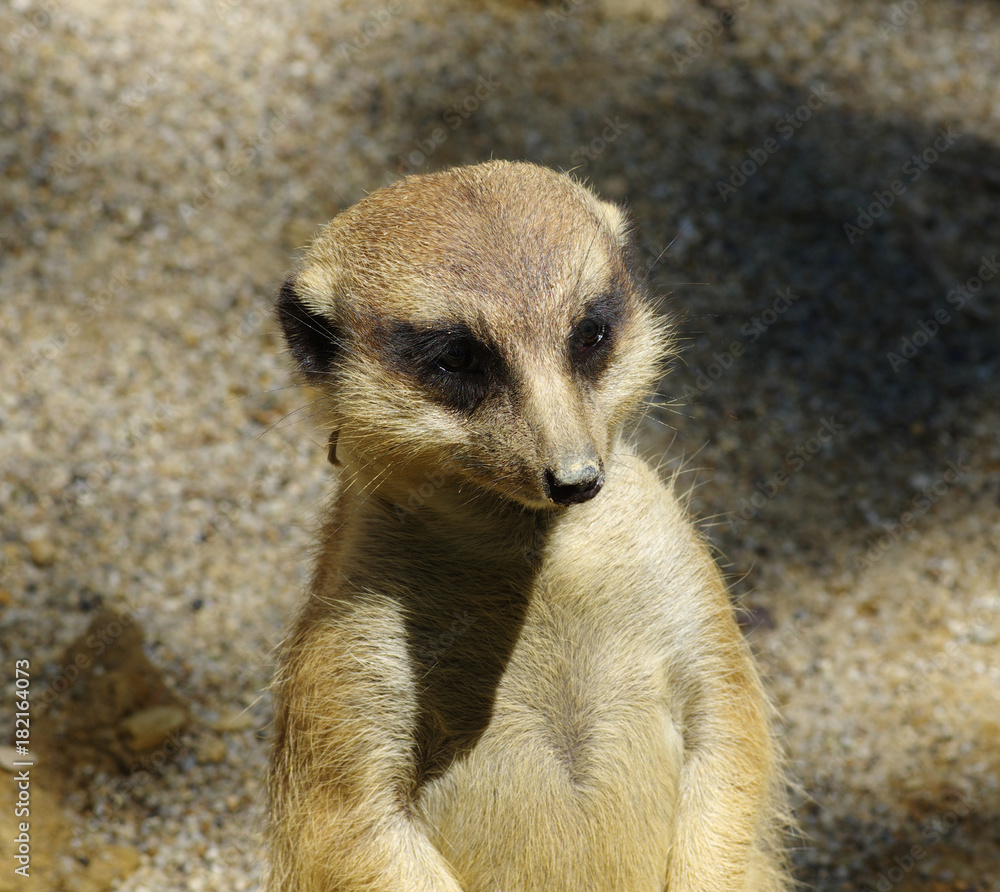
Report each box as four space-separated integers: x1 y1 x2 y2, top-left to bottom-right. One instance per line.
2 0 1000 889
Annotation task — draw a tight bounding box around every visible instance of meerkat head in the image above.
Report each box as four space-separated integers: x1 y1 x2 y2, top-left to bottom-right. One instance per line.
277 161 669 511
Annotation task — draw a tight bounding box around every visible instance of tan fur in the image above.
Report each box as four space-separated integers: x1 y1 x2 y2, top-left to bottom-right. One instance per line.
267 161 789 891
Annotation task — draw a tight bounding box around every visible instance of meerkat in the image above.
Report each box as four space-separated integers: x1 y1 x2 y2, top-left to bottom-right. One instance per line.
267 160 789 891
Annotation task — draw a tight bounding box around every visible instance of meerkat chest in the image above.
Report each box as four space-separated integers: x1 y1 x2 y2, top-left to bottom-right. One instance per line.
414 597 682 891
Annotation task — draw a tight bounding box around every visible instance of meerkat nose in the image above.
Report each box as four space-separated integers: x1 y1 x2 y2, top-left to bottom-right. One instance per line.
544 460 605 506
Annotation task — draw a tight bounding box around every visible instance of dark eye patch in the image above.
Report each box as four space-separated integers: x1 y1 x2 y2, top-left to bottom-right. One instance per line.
570 291 626 378
384 321 499 411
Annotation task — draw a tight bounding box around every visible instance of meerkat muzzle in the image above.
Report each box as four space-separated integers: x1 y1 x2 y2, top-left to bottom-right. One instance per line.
544 457 605 505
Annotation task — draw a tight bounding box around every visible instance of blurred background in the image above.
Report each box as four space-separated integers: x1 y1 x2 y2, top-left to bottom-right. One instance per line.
1 0 999 889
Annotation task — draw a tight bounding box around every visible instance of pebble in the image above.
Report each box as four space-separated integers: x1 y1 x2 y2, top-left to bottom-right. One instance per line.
195 736 228 764
120 706 189 753
27 538 58 566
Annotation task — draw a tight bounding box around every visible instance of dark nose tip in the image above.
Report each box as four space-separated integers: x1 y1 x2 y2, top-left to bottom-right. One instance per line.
545 462 604 506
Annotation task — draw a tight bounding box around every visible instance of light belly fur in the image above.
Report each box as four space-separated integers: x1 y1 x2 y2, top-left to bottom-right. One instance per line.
415 604 683 891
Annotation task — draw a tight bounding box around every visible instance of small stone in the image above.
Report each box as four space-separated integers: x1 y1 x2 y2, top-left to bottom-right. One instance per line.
119 705 188 752
196 736 227 764
27 538 57 566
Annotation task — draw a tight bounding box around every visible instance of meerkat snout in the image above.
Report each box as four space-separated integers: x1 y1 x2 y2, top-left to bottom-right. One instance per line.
544 457 604 504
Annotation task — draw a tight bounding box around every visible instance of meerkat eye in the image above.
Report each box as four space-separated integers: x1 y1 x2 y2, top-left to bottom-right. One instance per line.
437 339 478 374
571 318 609 363
569 293 625 378
574 318 605 353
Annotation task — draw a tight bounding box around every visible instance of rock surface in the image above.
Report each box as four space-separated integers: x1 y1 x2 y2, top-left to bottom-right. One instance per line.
36 610 189 778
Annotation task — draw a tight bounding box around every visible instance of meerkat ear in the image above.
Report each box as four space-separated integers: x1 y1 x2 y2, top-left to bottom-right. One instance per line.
597 199 632 250
275 276 341 383
276 277 343 465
